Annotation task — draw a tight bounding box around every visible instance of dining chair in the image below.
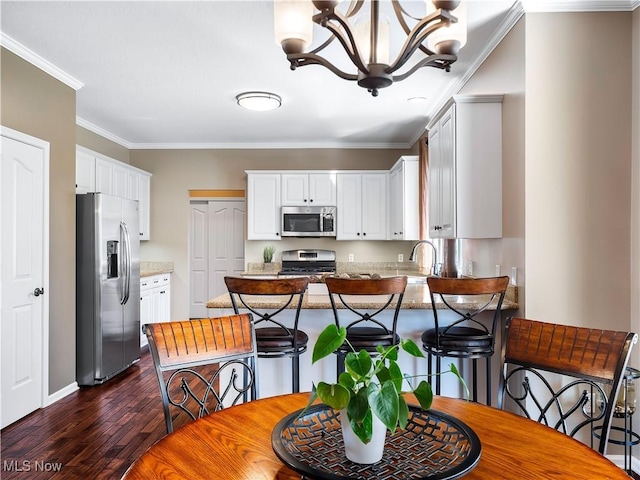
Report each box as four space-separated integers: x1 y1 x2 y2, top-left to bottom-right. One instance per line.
224 276 309 393
324 275 408 379
144 313 258 434
423 276 510 405
498 317 637 455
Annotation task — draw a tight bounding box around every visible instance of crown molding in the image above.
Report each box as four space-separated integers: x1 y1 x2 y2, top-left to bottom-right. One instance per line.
0 32 84 90
76 117 133 149
521 0 639 12
128 141 409 150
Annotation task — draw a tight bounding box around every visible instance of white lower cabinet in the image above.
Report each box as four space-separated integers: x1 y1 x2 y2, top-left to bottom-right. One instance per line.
140 273 171 348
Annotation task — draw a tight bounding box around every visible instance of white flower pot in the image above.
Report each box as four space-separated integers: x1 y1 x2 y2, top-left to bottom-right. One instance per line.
340 409 386 464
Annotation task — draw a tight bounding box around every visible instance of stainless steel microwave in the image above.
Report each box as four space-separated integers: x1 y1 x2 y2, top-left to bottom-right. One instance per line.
281 206 336 237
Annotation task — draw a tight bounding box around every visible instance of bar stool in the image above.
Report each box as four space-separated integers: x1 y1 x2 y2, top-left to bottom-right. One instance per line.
224 276 309 393
422 276 509 405
324 276 407 379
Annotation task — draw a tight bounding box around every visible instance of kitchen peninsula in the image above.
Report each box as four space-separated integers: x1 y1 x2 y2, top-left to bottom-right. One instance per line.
206 280 518 402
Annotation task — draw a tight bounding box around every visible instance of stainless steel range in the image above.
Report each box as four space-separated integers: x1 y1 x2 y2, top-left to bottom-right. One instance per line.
279 249 337 276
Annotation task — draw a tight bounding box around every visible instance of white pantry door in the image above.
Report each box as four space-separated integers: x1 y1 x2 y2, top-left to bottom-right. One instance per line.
0 128 48 428
189 200 245 318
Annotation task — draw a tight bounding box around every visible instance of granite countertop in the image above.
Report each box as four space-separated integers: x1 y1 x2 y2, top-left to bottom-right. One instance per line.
140 261 174 277
206 283 518 311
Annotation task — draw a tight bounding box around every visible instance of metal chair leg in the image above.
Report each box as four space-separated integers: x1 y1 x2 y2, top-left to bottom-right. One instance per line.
472 359 478 402
435 356 442 395
486 356 492 406
292 356 300 393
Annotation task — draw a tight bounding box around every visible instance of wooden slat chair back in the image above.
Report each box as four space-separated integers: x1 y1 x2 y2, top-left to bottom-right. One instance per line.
498 317 637 454
224 276 309 393
324 276 408 379
144 313 258 434
424 276 510 405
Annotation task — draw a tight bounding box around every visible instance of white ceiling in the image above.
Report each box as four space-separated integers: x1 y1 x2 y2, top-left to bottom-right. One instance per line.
0 1 635 149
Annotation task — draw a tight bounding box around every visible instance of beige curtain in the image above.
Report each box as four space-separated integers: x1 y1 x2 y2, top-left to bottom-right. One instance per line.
418 135 429 269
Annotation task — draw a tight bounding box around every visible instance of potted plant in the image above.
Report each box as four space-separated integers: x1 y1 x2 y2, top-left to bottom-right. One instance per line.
263 245 275 269
305 324 467 464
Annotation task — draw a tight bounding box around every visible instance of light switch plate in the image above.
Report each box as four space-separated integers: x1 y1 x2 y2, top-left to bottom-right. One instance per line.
511 267 517 285
495 265 501 276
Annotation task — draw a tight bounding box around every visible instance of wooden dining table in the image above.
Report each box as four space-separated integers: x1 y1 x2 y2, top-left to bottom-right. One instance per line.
122 393 631 480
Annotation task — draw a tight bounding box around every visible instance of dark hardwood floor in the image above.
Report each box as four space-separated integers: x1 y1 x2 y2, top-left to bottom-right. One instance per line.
1 349 166 479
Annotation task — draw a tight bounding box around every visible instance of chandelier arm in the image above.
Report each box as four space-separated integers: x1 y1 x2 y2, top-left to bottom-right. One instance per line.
287 53 359 81
313 10 370 74
391 54 456 82
386 13 456 73
343 0 365 18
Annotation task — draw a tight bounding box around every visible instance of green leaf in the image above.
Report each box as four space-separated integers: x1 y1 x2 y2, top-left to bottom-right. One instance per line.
338 371 355 390
296 383 319 420
347 389 369 423
376 365 391 385
401 338 425 358
384 345 399 362
398 395 409 430
368 382 399 432
413 380 433 410
387 360 403 392
316 382 350 410
345 350 372 378
349 409 373 444
312 325 346 364
449 363 470 400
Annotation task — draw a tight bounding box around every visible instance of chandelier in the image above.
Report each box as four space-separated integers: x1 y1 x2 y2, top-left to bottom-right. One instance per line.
274 0 467 97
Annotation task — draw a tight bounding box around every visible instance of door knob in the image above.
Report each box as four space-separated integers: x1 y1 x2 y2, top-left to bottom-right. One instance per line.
33 287 44 297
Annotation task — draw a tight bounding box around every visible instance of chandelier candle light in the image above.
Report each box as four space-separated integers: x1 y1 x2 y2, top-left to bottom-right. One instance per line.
274 0 467 96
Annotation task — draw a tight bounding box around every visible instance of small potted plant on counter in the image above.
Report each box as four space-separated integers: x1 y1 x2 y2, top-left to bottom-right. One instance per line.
304 324 468 464
263 245 275 271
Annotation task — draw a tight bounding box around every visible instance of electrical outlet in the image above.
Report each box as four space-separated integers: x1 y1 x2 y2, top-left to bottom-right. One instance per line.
495 265 501 276
511 267 517 285
397 253 403 262
348 253 354 262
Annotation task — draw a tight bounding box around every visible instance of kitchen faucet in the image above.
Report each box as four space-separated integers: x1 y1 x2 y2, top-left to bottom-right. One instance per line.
408 240 440 276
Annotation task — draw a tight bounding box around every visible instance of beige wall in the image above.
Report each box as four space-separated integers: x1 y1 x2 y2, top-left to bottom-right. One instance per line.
1 48 77 394
631 7 640 361
76 126 130 163
130 148 415 319
457 18 526 318
525 12 632 331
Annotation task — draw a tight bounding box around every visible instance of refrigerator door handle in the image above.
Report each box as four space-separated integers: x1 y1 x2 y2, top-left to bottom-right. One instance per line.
120 221 131 305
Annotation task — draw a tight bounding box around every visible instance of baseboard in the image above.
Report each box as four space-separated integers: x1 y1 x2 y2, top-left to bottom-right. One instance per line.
45 381 79 407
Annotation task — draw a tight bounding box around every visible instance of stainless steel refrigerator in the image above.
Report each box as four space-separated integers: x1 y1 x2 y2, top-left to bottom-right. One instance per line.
76 193 141 386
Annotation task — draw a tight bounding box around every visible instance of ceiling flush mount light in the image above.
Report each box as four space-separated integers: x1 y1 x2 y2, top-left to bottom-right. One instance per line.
274 0 467 97
236 92 282 111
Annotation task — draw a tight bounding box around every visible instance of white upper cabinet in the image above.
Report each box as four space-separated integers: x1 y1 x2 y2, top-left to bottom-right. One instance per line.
76 149 95 194
389 156 419 241
428 95 503 239
76 146 153 240
337 172 388 240
281 172 337 206
246 172 281 240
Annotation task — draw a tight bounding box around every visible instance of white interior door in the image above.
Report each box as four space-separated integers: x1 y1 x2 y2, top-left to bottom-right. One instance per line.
189 199 245 318
1 128 48 429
